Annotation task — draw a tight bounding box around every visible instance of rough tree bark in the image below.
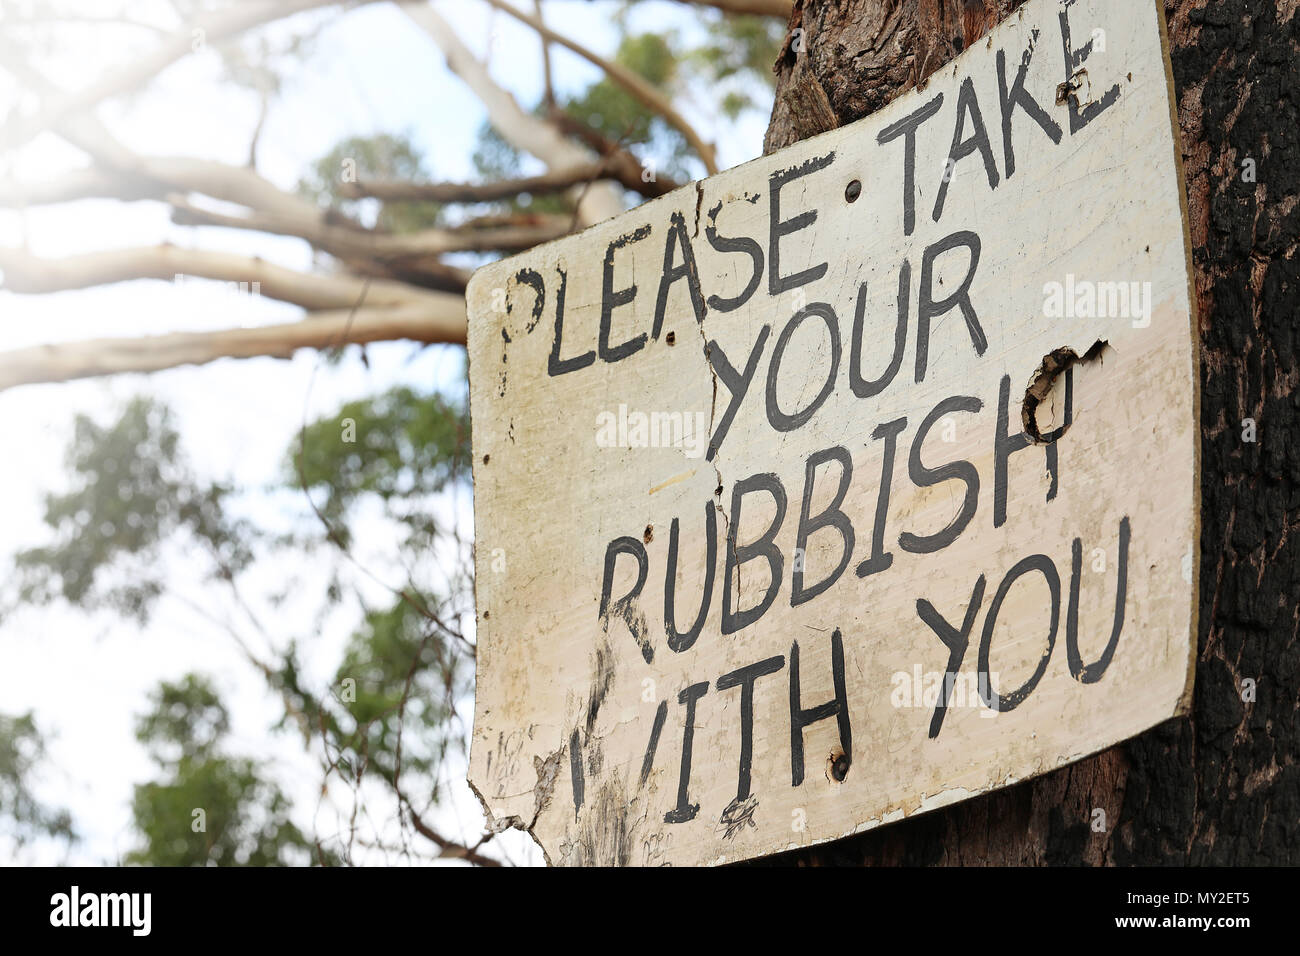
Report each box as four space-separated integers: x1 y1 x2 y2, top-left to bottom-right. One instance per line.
760 0 1299 865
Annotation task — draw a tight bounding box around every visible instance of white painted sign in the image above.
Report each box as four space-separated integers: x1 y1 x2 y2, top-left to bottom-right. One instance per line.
465 0 1197 866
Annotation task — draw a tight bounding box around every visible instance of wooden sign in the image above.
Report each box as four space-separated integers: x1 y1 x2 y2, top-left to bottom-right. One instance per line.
465 0 1197 866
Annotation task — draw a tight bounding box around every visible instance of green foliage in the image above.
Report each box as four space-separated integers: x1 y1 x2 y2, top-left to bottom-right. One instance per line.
10 397 252 624
332 598 464 785
471 122 525 182
299 132 443 233
4 3 785 865
469 123 574 217
8 386 473 861
134 674 230 764
128 674 318 866
0 712 75 851
562 32 692 180
566 32 678 145
292 383 470 549
260 611 465 825
691 13 780 94
128 759 312 866
470 27 749 210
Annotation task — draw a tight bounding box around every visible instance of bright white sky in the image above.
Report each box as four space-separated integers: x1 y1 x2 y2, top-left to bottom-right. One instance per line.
0 0 770 864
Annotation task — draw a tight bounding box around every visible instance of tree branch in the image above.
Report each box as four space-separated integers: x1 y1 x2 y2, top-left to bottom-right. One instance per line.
402 2 625 226
0 305 465 392
668 0 794 17
0 35 149 169
339 162 610 203
0 167 163 207
0 41 349 230
480 0 719 173
0 245 432 310
547 108 682 197
0 154 341 229
142 156 351 225
167 196 570 256
535 0 555 110
394 787 502 866
0 0 381 152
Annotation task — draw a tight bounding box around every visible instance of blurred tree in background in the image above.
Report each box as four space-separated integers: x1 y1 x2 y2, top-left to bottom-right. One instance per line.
128 674 318 866
0 711 76 862
0 0 784 864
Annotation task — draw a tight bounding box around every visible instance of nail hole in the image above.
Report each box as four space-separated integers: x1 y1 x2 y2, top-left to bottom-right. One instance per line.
666 331 676 345
643 524 654 543
482 453 490 464
830 753 850 782
483 610 490 620
844 179 862 203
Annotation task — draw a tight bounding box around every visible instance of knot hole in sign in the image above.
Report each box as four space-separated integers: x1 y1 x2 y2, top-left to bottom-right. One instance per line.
828 752 851 782
1022 339 1108 444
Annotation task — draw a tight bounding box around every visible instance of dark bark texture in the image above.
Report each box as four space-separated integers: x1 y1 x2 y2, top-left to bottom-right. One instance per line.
760 0 1300 865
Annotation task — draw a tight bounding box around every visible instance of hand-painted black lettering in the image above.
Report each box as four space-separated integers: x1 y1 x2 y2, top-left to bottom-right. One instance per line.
996 32 1063 179
768 152 835 295
664 681 710 823
513 268 546 334
1067 516 1130 682
876 93 944 237
993 374 1062 528
599 224 651 363
916 230 986 382
707 325 771 462
857 418 908 578
599 535 652 663
978 553 1061 712
849 264 909 399
766 302 841 432
917 574 987 738
705 200 764 313
638 700 668 790
722 473 788 634
899 395 983 554
792 446 855 606
548 265 595 376
665 501 718 653
716 655 785 801
570 728 585 816
789 629 851 786
1059 0 1121 133
653 210 707 339
933 76 1000 223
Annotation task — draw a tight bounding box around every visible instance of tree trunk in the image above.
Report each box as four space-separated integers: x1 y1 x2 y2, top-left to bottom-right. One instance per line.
762 0 1300 866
